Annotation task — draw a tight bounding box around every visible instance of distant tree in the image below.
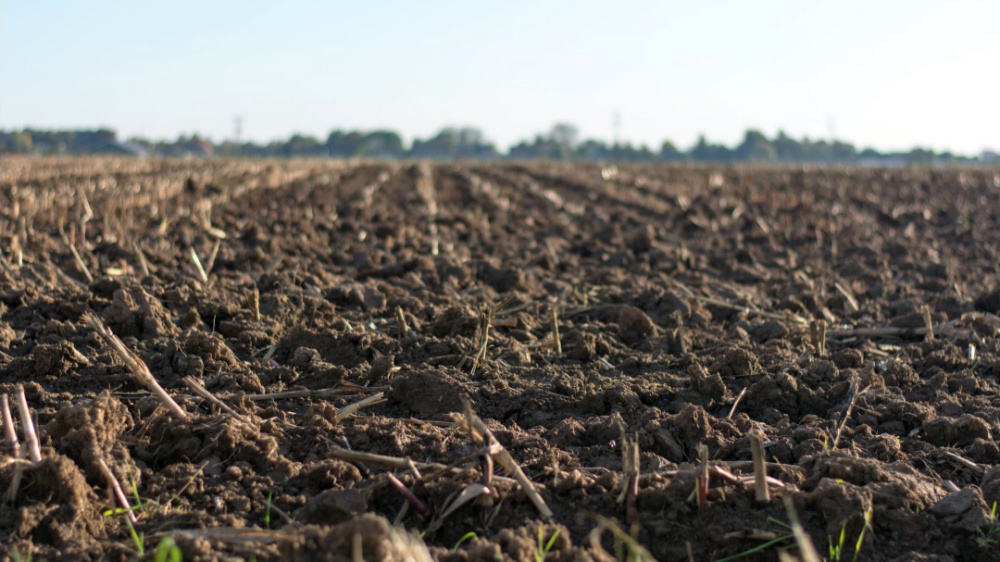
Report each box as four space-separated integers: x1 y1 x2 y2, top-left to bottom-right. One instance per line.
409 127 498 159
735 130 776 163
93 128 117 145
830 141 857 163
0 130 28 152
284 134 322 157
659 141 684 161
410 128 459 158
11 131 33 152
327 131 366 157
690 135 733 162
3 125 989 164
772 130 803 162
25 129 71 153
548 123 579 160
358 130 404 158
509 135 561 160
576 139 609 161
906 148 936 166
980 150 1000 165
807 140 834 163
607 142 656 162
549 123 578 147
456 127 484 149
67 128 118 153
213 140 242 157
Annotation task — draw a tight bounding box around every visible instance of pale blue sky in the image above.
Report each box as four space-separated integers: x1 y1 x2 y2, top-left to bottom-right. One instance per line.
2 1 997 153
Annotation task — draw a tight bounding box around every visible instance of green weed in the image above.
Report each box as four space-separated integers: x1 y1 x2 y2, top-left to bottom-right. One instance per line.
829 521 847 561
588 516 654 562
534 527 561 562
829 507 872 562
97 466 149 556
716 517 794 562
978 501 1000 549
453 531 477 551
125 516 145 556
153 536 183 562
265 490 273 530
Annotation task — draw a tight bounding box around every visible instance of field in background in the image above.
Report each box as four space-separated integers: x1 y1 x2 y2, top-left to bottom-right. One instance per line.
2 157 1000 561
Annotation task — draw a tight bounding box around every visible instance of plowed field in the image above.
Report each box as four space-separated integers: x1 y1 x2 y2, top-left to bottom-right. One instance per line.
2 157 1000 561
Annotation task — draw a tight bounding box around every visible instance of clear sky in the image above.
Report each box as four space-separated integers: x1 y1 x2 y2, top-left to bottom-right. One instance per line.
2 0 998 154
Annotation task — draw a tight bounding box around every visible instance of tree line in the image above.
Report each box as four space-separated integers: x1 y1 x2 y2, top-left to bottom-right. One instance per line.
1 125 996 166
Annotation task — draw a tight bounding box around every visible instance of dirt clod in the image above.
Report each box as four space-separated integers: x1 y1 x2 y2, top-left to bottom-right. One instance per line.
618 305 657 344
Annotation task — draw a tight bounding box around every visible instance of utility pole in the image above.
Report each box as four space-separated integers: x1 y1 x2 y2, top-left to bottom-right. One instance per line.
612 111 621 147
234 116 243 145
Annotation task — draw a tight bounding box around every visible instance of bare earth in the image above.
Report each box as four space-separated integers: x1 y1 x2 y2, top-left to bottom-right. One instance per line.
2 157 1000 561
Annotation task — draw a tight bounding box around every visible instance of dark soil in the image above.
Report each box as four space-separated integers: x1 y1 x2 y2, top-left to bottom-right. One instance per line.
2 156 1000 561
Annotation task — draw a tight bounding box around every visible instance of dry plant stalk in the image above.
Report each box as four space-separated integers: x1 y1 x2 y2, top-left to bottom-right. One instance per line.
15 385 42 463
386 472 429 516
7 446 28 502
182 377 252 425
696 443 710 508
244 386 380 401
834 281 859 312
809 320 827 356
54 263 89 291
247 287 260 322
205 239 222 275
783 495 823 562
406 458 423 480
460 397 554 519
435 483 490 526
326 445 450 473
10 235 23 268
352 531 364 562
77 186 94 223
395 307 409 340
750 431 770 502
335 392 386 422
693 295 808 326
550 307 562 355
832 376 860 450
131 242 152 277
936 449 985 477
619 434 640 527
189 246 209 284
148 527 285 544
96 457 138 525
84 313 189 421
66 237 94 284
922 304 934 341
727 387 748 420
469 306 495 375
1 393 20 457
466 294 516 373
587 515 656 562
722 459 804 472
828 316 963 339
